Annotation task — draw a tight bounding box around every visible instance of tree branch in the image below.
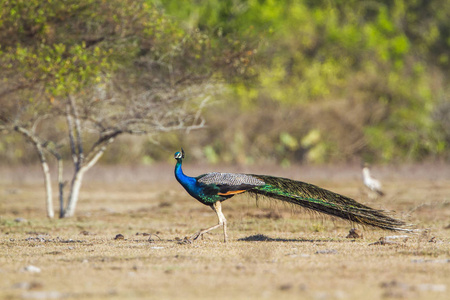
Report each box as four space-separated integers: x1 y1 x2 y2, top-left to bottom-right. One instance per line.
68 95 84 164
66 101 78 168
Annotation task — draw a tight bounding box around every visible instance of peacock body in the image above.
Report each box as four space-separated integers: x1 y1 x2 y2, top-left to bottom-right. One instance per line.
174 149 409 242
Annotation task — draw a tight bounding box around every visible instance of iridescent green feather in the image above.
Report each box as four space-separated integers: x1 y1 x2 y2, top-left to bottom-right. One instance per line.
249 175 409 231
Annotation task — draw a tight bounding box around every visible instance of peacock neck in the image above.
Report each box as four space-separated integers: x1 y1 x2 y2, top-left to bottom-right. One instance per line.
175 159 196 187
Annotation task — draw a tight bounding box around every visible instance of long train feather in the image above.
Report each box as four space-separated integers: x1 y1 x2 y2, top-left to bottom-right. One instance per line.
249 175 409 231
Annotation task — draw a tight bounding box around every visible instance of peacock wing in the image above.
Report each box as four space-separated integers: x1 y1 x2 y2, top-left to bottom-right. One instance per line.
197 172 265 196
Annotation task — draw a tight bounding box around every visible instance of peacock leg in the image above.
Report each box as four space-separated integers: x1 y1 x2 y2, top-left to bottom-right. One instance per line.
214 201 228 242
190 201 228 242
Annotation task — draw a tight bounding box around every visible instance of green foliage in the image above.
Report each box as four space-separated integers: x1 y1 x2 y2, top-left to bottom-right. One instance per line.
157 0 449 163
4 43 111 97
0 0 160 99
0 0 257 166
1 0 449 164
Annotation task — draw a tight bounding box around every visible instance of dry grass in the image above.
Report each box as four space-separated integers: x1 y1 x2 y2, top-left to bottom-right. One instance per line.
0 163 449 300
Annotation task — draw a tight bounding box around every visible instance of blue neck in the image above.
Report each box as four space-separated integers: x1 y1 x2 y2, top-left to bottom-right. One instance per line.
175 159 197 191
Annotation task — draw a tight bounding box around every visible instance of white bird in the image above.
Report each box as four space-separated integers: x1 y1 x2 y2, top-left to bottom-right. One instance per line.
362 164 384 197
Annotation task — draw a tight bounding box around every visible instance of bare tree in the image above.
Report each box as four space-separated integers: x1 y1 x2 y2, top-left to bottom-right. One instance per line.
0 0 253 217
1 77 218 217
58 79 216 217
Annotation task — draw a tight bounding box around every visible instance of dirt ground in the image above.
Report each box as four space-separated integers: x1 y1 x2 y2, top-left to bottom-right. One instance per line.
0 163 449 300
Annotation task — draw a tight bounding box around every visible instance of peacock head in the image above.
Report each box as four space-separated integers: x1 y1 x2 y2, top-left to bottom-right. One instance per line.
174 148 185 160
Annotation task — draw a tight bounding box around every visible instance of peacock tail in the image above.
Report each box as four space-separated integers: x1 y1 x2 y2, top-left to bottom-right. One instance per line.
248 175 408 231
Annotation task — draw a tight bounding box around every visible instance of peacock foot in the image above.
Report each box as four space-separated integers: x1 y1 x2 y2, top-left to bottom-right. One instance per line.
190 231 206 241
176 237 193 244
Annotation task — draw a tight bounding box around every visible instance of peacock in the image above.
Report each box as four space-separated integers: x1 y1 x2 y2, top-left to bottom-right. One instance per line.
174 149 410 242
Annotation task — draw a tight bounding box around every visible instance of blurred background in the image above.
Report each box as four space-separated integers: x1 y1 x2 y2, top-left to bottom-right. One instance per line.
1 0 449 167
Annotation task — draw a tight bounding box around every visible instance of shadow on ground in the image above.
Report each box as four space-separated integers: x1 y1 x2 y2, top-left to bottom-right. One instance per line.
237 234 342 243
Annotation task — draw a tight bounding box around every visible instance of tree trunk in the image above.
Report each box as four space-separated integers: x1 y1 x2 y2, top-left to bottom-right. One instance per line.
57 157 65 218
63 167 86 218
39 155 54 218
62 136 114 217
41 159 54 218
15 126 54 218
